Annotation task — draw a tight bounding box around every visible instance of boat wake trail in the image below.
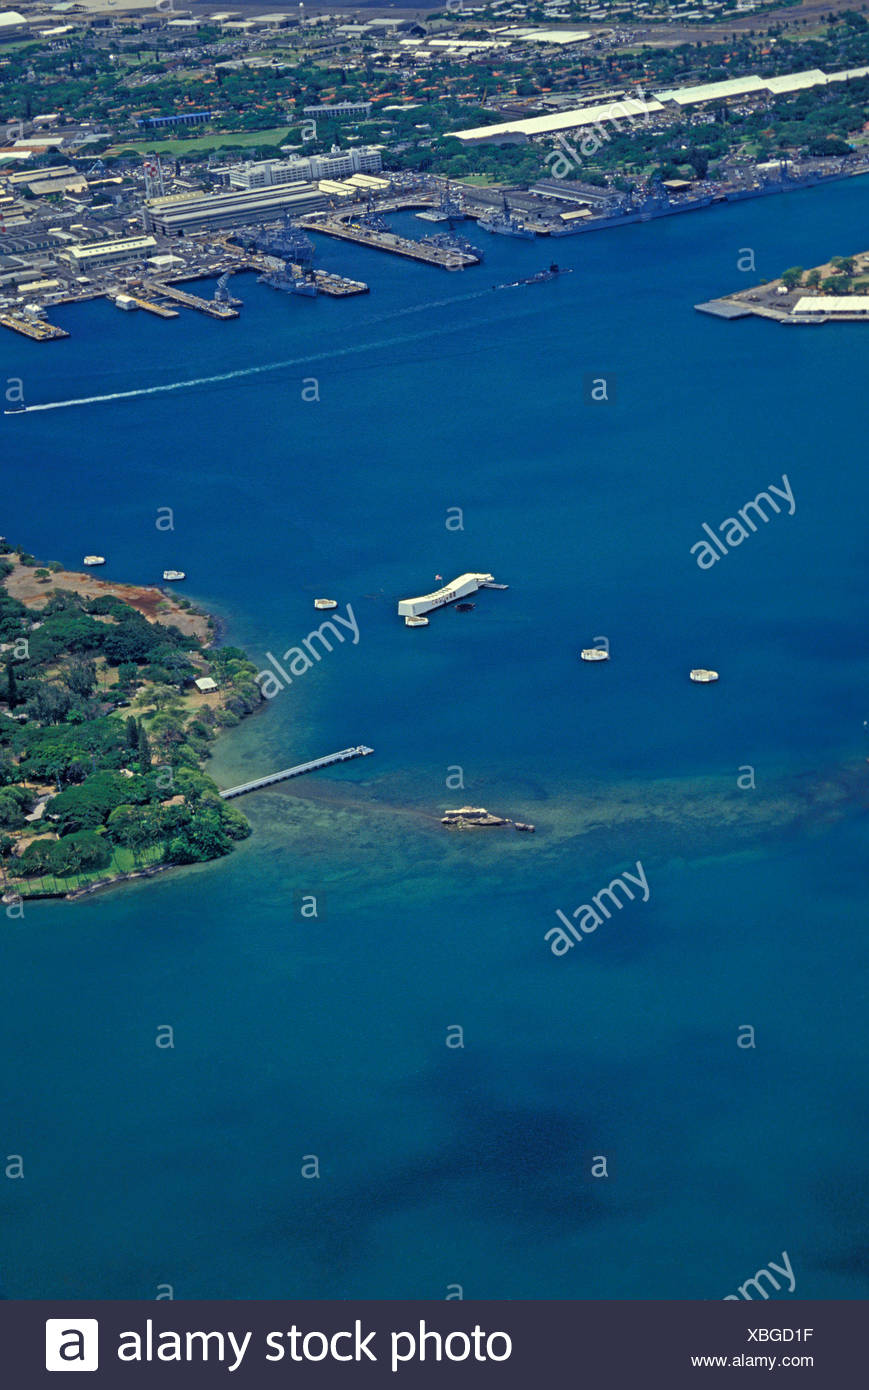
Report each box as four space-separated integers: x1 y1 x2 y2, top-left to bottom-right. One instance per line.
20 293 494 414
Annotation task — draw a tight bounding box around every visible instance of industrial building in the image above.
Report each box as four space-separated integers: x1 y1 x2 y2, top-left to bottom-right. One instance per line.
145 184 328 235
453 64 869 143
794 296 869 316
529 178 621 209
26 174 89 197
345 173 390 193
4 165 78 187
0 11 27 40
61 235 157 267
317 180 358 201
454 97 664 144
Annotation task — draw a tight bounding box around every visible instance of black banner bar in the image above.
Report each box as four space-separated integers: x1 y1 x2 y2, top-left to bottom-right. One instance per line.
5 1300 862 1387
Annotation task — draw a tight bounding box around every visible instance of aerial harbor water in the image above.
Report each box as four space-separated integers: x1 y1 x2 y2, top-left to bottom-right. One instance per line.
1 174 868 1300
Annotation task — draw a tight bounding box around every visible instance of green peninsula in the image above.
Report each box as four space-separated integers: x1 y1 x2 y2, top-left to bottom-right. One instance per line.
0 543 262 903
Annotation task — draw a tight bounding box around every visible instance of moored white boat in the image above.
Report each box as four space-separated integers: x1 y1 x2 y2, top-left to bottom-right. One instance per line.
162 570 186 581
314 598 338 610
82 556 105 566
580 648 609 662
689 668 719 683
405 615 429 627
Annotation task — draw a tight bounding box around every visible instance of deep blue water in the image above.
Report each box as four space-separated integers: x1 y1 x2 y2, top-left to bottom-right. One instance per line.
1 178 868 1299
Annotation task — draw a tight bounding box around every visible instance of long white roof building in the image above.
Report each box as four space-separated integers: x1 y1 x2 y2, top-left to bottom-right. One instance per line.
452 64 869 143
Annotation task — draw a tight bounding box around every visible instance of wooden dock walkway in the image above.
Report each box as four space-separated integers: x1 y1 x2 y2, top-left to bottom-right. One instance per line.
219 746 373 799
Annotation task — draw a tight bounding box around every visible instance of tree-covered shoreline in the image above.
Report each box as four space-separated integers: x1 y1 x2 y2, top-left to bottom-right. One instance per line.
0 543 264 904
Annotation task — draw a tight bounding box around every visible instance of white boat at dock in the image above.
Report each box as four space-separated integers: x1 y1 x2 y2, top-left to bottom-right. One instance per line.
162 570 186 581
690 668 719 683
82 555 105 566
404 615 429 627
314 598 338 610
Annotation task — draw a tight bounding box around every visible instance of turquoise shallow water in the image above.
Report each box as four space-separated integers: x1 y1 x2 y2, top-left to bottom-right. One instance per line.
1 178 868 1298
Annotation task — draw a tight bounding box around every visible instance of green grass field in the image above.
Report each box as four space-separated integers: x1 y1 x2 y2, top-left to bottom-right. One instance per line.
12 843 164 898
108 126 292 157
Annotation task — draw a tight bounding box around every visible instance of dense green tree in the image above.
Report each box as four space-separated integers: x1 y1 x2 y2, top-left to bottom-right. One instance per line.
164 808 230 864
66 657 97 698
687 147 710 179
15 716 128 783
24 684 74 725
18 829 112 877
5 659 17 711
137 722 152 772
106 803 162 855
0 785 32 829
16 838 54 876
0 590 28 642
46 772 139 835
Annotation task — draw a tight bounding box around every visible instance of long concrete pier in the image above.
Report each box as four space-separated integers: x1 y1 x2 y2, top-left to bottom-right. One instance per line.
299 216 479 270
142 279 239 319
0 312 68 341
124 295 179 319
219 746 373 799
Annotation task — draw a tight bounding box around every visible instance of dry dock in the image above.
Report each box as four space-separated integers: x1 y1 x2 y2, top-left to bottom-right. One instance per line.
299 216 479 270
0 312 68 341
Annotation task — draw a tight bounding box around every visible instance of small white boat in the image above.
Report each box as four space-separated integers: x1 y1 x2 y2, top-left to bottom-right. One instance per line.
405 615 429 627
580 648 609 662
82 555 105 567
162 570 186 582
314 598 338 610
690 668 719 683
